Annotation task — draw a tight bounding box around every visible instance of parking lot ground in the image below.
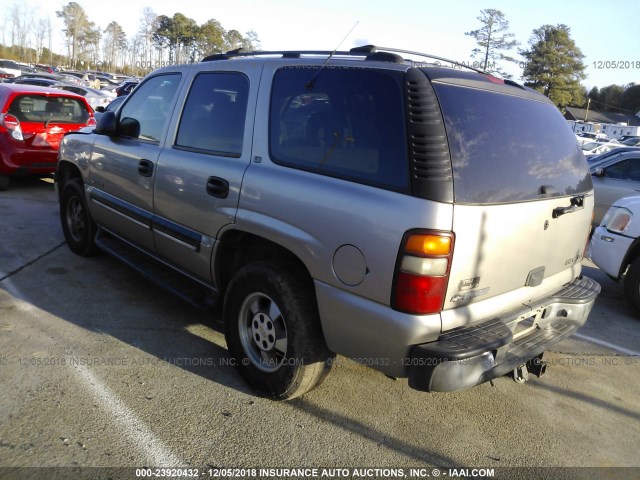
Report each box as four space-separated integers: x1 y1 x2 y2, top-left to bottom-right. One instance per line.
0 179 639 479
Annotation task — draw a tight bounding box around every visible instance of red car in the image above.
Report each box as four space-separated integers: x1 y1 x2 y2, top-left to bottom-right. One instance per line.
0 83 95 190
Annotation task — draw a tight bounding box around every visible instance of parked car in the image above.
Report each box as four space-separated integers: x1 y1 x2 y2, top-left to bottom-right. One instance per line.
582 141 624 157
590 196 640 314
618 135 640 143
0 59 22 79
11 77 67 88
587 146 640 165
34 64 58 73
0 83 95 190
10 72 72 84
620 137 640 147
576 132 609 146
54 84 116 111
93 95 126 120
115 80 138 97
590 149 640 225
56 46 599 399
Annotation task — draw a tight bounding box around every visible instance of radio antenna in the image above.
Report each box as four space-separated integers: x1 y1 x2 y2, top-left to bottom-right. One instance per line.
306 20 359 90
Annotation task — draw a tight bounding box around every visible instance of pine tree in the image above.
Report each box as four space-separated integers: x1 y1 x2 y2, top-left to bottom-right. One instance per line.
521 24 586 108
465 9 519 78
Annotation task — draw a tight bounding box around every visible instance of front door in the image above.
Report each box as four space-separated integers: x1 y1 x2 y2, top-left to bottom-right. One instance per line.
87 73 182 252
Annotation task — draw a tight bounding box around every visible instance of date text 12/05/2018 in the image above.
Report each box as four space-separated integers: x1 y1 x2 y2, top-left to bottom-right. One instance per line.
592 60 639 69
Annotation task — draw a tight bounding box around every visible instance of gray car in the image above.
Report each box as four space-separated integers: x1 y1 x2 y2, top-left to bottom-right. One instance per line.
590 149 640 225
56 46 600 400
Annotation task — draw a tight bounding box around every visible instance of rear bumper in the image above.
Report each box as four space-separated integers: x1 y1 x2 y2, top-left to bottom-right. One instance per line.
0 138 57 175
408 276 601 392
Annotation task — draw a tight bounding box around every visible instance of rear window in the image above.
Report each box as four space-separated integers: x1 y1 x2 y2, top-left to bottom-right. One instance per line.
8 95 89 124
433 84 592 204
270 67 408 192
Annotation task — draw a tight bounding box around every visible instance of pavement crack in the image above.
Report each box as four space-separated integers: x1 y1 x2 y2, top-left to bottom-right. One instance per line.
0 241 66 283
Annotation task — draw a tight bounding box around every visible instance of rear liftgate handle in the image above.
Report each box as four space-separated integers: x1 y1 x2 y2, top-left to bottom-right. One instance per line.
552 195 584 218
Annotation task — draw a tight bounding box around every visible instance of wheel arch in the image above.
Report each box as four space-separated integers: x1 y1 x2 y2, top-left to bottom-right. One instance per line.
619 237 640 278
214 230 314 298
56 161 83 200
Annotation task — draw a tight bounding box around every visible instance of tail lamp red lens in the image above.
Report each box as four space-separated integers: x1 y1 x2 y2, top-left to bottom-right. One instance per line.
1 113 23 141
392 231 454 315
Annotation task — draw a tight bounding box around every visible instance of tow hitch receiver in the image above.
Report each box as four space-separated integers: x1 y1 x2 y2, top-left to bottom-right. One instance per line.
512 354 548 383
527 354 548 377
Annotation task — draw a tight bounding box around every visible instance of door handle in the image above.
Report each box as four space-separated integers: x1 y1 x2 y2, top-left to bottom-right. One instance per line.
138 159 154 177
206 176 229 198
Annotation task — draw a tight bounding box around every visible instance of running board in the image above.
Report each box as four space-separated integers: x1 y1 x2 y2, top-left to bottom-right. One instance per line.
95 228 218 310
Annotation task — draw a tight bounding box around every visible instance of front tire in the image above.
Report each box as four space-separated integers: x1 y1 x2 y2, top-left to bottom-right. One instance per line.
624 257 640 314
60 179 99 256
224 262 334 400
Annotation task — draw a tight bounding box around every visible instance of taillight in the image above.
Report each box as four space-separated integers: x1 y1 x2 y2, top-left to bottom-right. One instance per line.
87 116 97 126
392 231 454 315
1 113 23 141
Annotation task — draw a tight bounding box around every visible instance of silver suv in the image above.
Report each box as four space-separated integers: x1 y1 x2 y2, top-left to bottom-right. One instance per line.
56 46 600 399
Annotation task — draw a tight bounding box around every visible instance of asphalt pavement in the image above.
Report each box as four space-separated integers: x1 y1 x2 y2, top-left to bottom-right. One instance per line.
0 177 638 480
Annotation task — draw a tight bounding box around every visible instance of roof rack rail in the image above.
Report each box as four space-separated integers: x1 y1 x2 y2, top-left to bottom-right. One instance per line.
370 46 488 74
200 45 490 74
201 49 359 62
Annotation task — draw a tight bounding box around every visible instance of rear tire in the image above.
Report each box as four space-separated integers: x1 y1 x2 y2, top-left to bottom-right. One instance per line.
223 261 334 400
0 175 9 191
60 179 99 256
624 257 640 314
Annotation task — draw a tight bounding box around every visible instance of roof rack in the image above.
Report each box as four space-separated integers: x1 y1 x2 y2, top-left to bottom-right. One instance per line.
201 45 488 74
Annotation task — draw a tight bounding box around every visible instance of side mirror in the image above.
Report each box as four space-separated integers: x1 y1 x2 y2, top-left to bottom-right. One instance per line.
94 110 116 136
118 117 140 138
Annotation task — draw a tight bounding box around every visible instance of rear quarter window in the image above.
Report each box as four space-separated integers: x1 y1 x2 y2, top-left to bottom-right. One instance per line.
433 84 592 204
269 67 409 192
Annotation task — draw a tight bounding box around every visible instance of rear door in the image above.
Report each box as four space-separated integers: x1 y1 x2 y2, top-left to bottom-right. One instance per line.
152 65 260 283
428 80 594 329
88 73 182 252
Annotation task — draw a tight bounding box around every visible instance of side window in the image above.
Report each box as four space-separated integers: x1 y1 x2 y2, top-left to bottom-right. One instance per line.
175 72 249 157
269 67 409 191
118 73 181 142
606 158 640 181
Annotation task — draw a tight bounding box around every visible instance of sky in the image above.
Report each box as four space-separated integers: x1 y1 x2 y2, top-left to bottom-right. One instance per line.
1 0 638 90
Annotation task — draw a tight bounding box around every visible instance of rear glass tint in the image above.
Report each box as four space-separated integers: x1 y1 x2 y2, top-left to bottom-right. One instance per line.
8 95 89 124
270 67 408 192
433 84 592 204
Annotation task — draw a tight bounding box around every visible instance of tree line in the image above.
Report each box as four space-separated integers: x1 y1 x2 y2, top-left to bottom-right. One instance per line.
1 3 637 114
466 8 639 113
0 1 259 76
